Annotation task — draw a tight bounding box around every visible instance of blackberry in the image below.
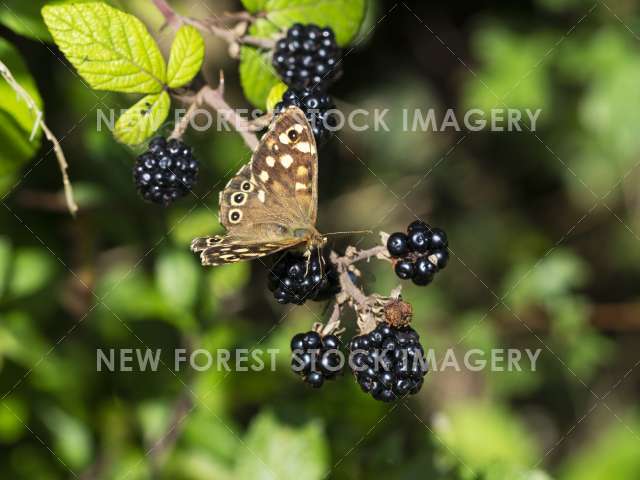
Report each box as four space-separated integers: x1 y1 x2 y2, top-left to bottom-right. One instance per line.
394 259 414 280
407 220 430 234
268 250 340 305
412 257 436 286
407 229 430 253
133 137 199 206
387 232 409 258
429 227 448 250
274 87 337 145
430 249 449 270
272 23 342 90
387 221 450 284
291 331 344 387
349 322 427 401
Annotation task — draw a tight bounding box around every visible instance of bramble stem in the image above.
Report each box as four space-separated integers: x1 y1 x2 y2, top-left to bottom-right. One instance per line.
172 72 259 151
0 60 78 216
152 0 275 49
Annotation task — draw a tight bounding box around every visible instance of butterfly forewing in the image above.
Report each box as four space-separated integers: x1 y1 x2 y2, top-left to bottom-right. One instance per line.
192 106 320 267
250 106 318 224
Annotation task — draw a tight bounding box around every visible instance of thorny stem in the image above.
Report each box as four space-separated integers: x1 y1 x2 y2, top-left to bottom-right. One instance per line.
171 72 259 151
322 233 397 337
152 0 276 50
0 60 78 216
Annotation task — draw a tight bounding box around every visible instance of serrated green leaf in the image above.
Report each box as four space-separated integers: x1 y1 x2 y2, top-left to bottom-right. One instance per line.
239 46 280 109
42 2 166 93
167 25 205 88
266 82 288 111
255 0 367 46
114 92 170 145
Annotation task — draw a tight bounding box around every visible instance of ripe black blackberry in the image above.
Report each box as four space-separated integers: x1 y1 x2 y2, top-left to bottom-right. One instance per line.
349 322 427 401
272 23 342 90
133 137 199 206
386 221 450 286
267 250 340 305
291 331 343 387
274 87 337 145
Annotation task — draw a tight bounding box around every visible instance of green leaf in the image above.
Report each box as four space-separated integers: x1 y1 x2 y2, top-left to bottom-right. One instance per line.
559 414 640 480
0 39 42 193
241 0 268 13
266 82 288 111
0 237 11 299
155 249 200 312
239 46 280 110
114 92 170 145
255 0 367 46
0 1 53 41
42 2 167 93
8 248 56 298
41 407 92 469
0 398 28 443
434 402 539 473
167 25 205 88
235 411 329 480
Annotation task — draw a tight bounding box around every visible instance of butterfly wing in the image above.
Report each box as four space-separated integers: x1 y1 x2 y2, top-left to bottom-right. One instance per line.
192 106 318 267
191 235 294 266
249 106 318 225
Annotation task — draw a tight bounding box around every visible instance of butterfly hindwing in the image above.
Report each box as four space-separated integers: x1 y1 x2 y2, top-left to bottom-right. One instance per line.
190 235 293 266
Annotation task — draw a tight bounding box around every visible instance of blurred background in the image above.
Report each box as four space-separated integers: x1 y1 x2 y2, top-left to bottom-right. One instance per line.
1 0 640 478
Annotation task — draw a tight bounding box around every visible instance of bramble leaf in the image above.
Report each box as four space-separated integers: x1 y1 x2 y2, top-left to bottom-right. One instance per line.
256 0 367 46
42 2 166 94
166 25 205 88
266 82 288 111
0 39 42 195
0 1 55 41
114 92 170 145
239 46 280 110
235 411 329 480
241 0 268 13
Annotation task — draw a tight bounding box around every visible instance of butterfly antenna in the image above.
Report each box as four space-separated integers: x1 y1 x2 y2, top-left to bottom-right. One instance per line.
323 229 373 238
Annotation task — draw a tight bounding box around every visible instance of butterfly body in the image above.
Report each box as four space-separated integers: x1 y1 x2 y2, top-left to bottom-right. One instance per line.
191 106 324 266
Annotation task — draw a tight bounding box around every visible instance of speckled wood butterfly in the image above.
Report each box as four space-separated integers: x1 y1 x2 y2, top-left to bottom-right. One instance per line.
191 106 325 266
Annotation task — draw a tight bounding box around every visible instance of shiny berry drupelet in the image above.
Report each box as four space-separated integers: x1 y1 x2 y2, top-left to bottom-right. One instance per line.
274 87 337 145
349 322 427 401
387 232 409 258
272 23 342 90
291 331 343 387
133 137 199 206
268 250 340 305
387 221 450 284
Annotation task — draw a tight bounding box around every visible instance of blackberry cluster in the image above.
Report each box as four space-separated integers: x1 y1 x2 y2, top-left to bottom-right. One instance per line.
291 331 343 388
267 250 340 305
133 137 199 206
387 221 449 286
274 87 337 145
350 322 427 402
272 23 342 90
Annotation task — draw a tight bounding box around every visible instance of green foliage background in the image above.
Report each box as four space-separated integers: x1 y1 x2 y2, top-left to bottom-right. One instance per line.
1 0 640 479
